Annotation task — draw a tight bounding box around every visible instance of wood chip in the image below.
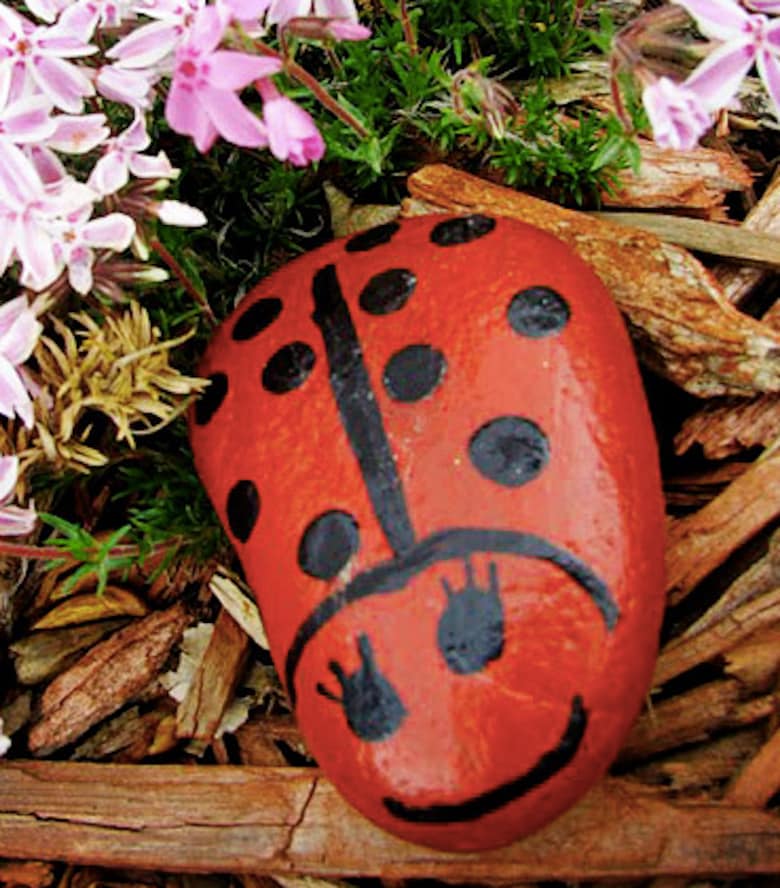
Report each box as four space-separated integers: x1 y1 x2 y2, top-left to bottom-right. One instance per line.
589 213 780 269
0 860 54 888
725 726 780 807
176 608 250 743
31 588 148 630
620 681 775 761
674 395 780 458
208 570 269 651
10 619 130 686
654 587 780 687
405 164 780 397
235 716 310 766
665 446 780 605
27 604 190 756
5 763 780 878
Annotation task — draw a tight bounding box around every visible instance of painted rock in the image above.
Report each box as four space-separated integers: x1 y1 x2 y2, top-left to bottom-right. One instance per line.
189 214 666 852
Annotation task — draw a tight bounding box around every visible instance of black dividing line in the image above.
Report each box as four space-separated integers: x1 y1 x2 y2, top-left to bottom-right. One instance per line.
312 264 416 557
383 695 587 823
284 526 618 705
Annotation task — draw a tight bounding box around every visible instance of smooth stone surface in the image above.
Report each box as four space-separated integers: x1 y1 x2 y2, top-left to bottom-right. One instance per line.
189 214 666 852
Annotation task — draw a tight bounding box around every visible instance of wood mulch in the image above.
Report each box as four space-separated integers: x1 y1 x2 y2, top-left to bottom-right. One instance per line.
1 157 779 887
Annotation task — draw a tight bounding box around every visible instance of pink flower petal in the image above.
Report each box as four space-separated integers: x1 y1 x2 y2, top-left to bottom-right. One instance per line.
0 63 12 110
757 48 780 119
685 38 756 110
0 504 38 536
198 86 268 147
88 151 129 195
207 51 281 89
107 20 181 68
262 88 324 164
57 1 100 40
745 0 780 12
25 0 62 23
0 96 54 144
121 113 151 151
674 0 749 40
767 17 780 50
0 140 44 206
189 5 226 54
0 220 14 277
82 213 135 250
26 145 67 185
221 0 272 20
155 199 206 226
0 455 19 505
165 80 218 151
30 55 94 113
0 296 42 365
67 247 94 294
96 65 154 108
326 19 371 40
128 150 177 179
266 0 308 26
16 215 59 291
0 355 35 428
314 0 358 20
46 113 109 153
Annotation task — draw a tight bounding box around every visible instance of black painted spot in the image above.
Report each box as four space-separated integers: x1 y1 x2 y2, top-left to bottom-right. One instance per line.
438 561 504 674
317 634 407 742
359 268 416 315
469 416 549 487
232 297 282 341
262 341 315 394
430 214 496 246
508 286 570 338
194 372 228 425
345 222 400 253
383 344 446 402
227 479 260 543
299 510 360 579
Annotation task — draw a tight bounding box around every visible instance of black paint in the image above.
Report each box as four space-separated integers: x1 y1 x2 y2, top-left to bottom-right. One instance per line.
469 416 549 488
226 479 260 543
299 510 360 580
284 526 618 705
262 341 316 394
194 372 228 425
438 561 504 674
383 344 446 403
508 287 570 339
430 214 496 246
232 297 283 341
311 264 416 556
359 268 416 315
383 695 587 823
317 634 407 742
345 222 400 253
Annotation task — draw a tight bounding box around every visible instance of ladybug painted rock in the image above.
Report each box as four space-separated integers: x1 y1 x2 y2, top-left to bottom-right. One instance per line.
189 213 666 851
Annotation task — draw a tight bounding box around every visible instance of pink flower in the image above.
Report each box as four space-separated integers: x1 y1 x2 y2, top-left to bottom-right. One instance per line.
266 0 359 26
0 140 94 290
258 78 324 165
0 455 37 535
88 113 176 195
49 206 136 294
643 76 713 149
675 0 780 118
0 297 43 430
0 95 55 145
56 0 136 42
107 0 204 69
0 5 96 113
165 5 280 152
96 65 155 109
45 113 109 153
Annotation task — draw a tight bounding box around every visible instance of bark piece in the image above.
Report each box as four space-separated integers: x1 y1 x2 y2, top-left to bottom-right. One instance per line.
665 446 780 605
0 861 54 888
5 763 780 878
31 587 148 630
654 587 780 687
725 726 780 807
674 395 780 459
176 608 250 743
10 619 129 686
405 164 780 398
620 680 775 761
235 716 311 766
27 604 190 756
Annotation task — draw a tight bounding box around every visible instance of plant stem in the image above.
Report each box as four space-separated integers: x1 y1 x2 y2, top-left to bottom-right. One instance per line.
399 0 417 55
149 238 217 325
0 537 178 565
253 39 370 138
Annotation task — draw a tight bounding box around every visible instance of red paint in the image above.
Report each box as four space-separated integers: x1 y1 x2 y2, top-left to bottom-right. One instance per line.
189 215 666 851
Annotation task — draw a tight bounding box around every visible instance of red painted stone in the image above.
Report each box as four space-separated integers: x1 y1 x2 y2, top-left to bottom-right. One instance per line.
189 214 666 852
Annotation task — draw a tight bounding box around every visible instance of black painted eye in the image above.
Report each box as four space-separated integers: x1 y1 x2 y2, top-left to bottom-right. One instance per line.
346 222 400 252
226 479 260 542
359 268 416 315
194 372 228 425
262 342 316 394
508 286 570 338
383 344 446 402
299 510 360 579
317 634 407 742
430 214 496 246
437 561 504 674
469 416 549 487
232 297 282 341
